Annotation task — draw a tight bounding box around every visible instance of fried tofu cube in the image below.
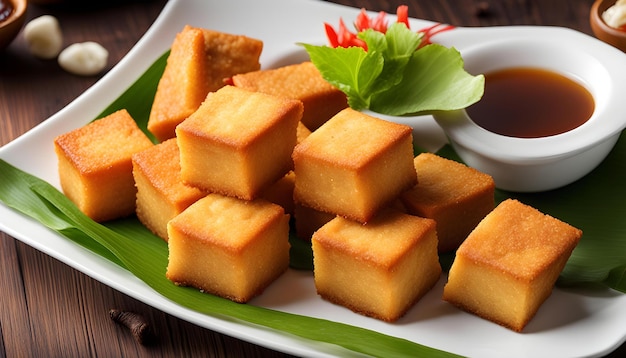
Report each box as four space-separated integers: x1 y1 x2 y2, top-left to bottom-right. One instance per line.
443 199 582 332
131 139 206 241
312 209 441 322
166 193 290 303
147 26 208 142
400 153 495 252
54 109 153 222
260 171 296 216
296 121 312 144
293 203 336 241
293 195 406 241
176 86 303 200
148 26 263 141
293 108 417 223
232 61 348 130
200 28 263 94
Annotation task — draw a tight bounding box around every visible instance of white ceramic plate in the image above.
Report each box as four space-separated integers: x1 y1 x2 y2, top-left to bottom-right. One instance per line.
2 0 625 357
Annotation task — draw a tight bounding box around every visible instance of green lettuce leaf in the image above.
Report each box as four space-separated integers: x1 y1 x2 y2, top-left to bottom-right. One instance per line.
300 43 382 109
359 24 422 98
302 23 484 116
371 44 485 115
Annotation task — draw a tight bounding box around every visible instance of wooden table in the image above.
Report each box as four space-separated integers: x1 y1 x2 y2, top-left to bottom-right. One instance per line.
1 0 623 356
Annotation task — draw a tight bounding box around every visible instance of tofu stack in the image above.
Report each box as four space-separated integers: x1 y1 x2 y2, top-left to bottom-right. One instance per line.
53 25 582 330
168 85 301 303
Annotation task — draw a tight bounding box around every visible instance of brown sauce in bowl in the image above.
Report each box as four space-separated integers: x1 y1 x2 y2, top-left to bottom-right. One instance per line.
466 67 595 138
0 0 13 23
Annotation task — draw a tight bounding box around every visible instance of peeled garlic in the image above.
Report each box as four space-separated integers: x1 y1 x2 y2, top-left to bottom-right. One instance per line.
58 42 109 76
23 15 64 59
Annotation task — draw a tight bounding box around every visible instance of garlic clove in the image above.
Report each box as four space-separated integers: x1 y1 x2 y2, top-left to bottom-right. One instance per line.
23 15 64 59
58 41 109 76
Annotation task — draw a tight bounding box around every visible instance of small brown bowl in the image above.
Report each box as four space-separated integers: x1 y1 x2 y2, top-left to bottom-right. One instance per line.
590 0 626 52
0 0 27 50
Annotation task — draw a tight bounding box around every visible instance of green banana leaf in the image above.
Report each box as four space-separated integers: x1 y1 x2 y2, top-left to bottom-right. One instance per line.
1 49 625 358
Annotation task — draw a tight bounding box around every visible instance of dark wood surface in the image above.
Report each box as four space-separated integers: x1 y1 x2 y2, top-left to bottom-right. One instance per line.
1 0 623 356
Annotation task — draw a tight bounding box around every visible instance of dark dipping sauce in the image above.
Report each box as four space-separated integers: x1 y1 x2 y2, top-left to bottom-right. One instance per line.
0 0 13 23
466 67 595 138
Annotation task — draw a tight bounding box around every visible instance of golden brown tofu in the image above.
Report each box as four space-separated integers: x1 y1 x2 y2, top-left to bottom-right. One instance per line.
296 121 312 144
201 28 263 93
176 86 303 200
147 26 209 142
232 61 348 130
148 26 263 142
312 209 441 322
260 171 296 216
293 108 417 223
54 109 153 222
132 138 206 241
401 153 495 252
166 193 290 303
293 203 336 241
443 199 582 332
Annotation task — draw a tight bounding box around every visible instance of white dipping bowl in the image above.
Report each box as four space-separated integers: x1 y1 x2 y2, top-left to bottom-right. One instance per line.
432 28 626 192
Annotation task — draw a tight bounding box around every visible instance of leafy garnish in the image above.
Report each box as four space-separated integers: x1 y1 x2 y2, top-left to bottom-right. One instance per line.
302 6 484 116
370 43 485 115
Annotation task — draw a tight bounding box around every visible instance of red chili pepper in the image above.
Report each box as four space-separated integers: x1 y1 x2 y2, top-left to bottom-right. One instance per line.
371 11 389 32
325 17 367 49
417 23 456 48
354 9 370 32
355 9 388 33
396 5 409 29
324 22 340 48
324 5 454 50
338 17 367 49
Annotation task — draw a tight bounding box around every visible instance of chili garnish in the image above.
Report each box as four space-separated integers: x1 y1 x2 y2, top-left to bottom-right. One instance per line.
323 5 454 50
